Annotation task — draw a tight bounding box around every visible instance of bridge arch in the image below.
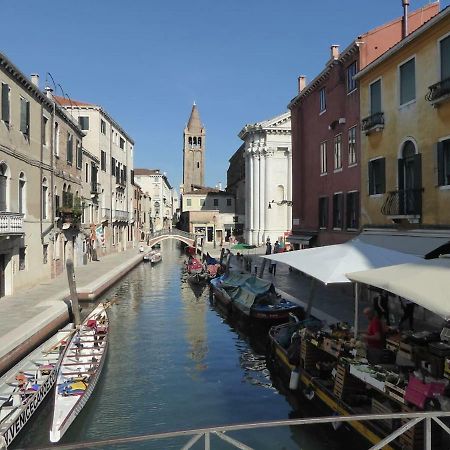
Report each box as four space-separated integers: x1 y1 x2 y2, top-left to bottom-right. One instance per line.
147 229 196 248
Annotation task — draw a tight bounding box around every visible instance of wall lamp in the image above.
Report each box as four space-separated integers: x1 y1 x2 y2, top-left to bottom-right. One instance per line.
268 200 293 209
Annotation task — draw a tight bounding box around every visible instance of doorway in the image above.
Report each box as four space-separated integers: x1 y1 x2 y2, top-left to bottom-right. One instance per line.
398 141 422 215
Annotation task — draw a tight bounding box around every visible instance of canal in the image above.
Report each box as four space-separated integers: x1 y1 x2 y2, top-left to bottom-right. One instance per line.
14 240 361 449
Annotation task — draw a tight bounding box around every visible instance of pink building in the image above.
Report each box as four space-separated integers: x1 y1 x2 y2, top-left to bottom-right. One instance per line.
289 2 439 248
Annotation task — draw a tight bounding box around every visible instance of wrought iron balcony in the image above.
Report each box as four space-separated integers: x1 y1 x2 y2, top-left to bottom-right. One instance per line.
381 188 422 217
90 181 101 195
0 212 24 235
426 77 450 106
113 209 129 222
58 192 82 224
361 112 384 134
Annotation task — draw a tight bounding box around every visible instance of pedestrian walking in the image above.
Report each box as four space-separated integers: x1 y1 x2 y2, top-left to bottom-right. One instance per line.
399 297 415 331
265 238 272 255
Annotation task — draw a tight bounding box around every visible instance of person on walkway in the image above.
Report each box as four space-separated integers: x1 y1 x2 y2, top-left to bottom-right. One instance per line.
274 240 280 254
373 292 390 326
265 238 272 255
399 297 415 331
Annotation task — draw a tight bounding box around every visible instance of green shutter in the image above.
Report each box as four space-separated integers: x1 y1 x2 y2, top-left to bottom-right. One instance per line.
441 36 450 80
1 84 9 123
379 158 386 194
437 141 445 186
368 161 374 195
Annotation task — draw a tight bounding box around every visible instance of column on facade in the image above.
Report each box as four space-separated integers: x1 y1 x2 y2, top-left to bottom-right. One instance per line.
252 151 260 245
287 149 292 232
264 149 271 241
246 149 253 243
259 148 266 243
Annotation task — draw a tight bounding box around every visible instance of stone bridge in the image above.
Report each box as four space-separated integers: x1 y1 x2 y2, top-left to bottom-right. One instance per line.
147 229 196 248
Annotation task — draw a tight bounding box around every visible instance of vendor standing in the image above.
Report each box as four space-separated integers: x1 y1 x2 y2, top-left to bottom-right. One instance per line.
363 307 384 349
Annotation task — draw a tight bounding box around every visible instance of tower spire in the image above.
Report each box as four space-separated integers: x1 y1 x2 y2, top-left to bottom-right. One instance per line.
187 103 203 133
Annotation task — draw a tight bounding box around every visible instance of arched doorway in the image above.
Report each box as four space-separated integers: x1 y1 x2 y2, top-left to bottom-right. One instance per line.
398 140 421 215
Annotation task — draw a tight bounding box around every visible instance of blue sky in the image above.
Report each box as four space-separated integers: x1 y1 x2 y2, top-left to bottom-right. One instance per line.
2 0 448 190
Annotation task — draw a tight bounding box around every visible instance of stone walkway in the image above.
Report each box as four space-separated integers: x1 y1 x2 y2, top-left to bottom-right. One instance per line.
0 247 144 373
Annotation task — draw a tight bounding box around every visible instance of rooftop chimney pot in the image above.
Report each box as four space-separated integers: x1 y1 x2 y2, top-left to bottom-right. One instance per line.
331 45 340 60
298 75 307 93
44 86 53 99
30 74 39 88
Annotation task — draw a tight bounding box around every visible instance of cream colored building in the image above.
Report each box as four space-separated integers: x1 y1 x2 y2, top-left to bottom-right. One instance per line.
57 97 135 253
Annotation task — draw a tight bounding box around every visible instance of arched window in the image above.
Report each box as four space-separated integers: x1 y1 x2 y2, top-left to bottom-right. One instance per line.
0 162 9 211
193 137 197 146
42 177 48 220
188 137 192 145
198 137 201 146
276 185 285 202
18 172 26 215
402 140 416 159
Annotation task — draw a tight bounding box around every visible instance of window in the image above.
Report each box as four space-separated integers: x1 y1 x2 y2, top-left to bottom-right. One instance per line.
346 192 359 230
43 244 48 265
318 197 328 229
440 35 450 80
347 62 357 93
348 126 357 166
85 163 89 182
19 247 26 271
213 198 219 207
20 97 30 136
186 198 192 207
76 140 82 169
332 193 343 229
319 88 326 112
101 150 106 171
334 134 342 170
119 137 125 149
18 172 26 215
0 163 8 211
200 198 205 206
54 121 60 156
78 116 89 130
320 141 327 174
368 158 386 195
111 157 116 176
66 133 73 164
43 116 48 146
227 198 232 206
437 139 450 186
370 79 381 115
42 179 48 220
101 119 106 134
399 58 416 105
1 83 10 124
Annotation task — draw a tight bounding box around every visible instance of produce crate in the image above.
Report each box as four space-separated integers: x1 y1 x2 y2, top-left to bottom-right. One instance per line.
333 364 365 401
444 357 450 380
386 335 400 352
385 381 406 404
371 398 400 431
322 337 341 358
300 339 323 371
399 405 424 450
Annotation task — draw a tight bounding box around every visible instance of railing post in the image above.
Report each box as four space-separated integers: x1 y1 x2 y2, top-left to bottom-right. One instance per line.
425 417 432 450
204 432 210 450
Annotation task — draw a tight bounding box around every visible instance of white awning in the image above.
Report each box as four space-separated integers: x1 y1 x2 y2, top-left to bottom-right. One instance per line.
288 235 314 244
262 238 423 285
346 257 450 320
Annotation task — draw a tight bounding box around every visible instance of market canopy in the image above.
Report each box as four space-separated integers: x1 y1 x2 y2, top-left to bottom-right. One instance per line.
262 238 422 285
346 257 450 320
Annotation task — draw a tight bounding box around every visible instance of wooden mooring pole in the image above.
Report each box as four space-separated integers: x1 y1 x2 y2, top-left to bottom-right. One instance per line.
66 259 81 326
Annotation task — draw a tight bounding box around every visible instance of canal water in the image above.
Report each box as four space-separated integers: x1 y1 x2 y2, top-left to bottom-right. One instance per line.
14 240 362 450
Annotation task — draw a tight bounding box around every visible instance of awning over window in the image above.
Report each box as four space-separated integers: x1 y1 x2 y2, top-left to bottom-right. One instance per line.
358 229 450 258
288 234 314 244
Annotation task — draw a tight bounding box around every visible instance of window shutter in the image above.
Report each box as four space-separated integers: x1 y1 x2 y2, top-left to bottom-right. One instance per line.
379 158 386 194
355 191 360 229
437 142 445 186
368 162 374 195
1 84 9 123
398 158 405 191
345 193 350 229
413 153 422 190
26 101 30 135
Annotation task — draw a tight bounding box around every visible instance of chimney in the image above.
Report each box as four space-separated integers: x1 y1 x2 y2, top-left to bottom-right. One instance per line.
30 74 39 88
44 86 53 100
402 0 410 38
331 45 340 60
297 75 307 93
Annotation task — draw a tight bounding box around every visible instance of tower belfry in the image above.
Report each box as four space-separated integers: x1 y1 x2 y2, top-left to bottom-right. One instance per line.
182 103 205 193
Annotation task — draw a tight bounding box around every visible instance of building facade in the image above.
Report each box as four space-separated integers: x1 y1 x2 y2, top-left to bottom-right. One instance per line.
289 2 439 249
239 112 292 246
182 103 205 194
357 7 450 241
56 97 135 254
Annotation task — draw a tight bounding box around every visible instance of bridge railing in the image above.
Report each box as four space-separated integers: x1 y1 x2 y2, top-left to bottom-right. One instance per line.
34 410 450 450
148 228 196 242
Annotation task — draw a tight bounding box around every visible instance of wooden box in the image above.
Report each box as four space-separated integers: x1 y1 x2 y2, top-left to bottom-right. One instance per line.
371 398 400 431
385 381 406 404
399 405 424 450
333 364 365 401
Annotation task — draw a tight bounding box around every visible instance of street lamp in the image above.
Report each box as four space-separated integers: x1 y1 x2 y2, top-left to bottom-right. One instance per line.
268 200 293 209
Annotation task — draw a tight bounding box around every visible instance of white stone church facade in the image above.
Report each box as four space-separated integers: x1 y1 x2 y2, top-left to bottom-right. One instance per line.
239 112 292 246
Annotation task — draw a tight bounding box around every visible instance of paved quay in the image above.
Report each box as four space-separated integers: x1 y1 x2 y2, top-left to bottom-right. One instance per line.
0 246 145 374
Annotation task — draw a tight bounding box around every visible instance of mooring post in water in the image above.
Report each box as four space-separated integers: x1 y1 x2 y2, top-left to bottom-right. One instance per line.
259 258 267 277
226 253 231 274
219 247 225 265
66 258 81 326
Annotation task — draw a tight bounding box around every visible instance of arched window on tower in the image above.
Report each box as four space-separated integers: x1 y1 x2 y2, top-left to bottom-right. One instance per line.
197 162 200 169
193 137 197 146
188 137 192 146
198 137 201 146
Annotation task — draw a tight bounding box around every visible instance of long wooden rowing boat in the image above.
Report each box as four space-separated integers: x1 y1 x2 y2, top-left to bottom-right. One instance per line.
0 324 74 449
49 303 109 443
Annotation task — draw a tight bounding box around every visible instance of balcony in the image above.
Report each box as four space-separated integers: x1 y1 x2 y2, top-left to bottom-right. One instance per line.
381 188 423 219
58 192 82 225
361 112 384 135
91 181 101 196
113 209 129 222
426 77 450 107
0 212 24 236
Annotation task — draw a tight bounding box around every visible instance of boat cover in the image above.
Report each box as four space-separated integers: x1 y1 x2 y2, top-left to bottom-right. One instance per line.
228 276 274 315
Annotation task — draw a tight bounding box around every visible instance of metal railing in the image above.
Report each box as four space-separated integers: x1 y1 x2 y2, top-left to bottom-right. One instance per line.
361 112 384 132
31 410 450 450
113 209 128 221
426 77 450 104
381 188 422 216
0 212 24 234
148 228 195 242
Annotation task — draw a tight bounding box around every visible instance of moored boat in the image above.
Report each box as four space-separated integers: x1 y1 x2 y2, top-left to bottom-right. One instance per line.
49 303 109 443
0 324 74 449
150 252 162 265
185 256 209 285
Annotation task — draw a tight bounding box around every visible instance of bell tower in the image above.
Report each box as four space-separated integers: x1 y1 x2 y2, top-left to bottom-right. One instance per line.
182 103 205 193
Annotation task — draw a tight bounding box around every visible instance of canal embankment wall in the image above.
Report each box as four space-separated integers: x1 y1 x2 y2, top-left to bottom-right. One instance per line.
0 247 146 375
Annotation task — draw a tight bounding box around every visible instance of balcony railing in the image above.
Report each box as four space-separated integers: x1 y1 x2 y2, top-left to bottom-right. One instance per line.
113 209 129 222
426 77 450 105
361 112 384 134
91 181 101 195
0 212 24 235
381 188 422 217
58 192 82 220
